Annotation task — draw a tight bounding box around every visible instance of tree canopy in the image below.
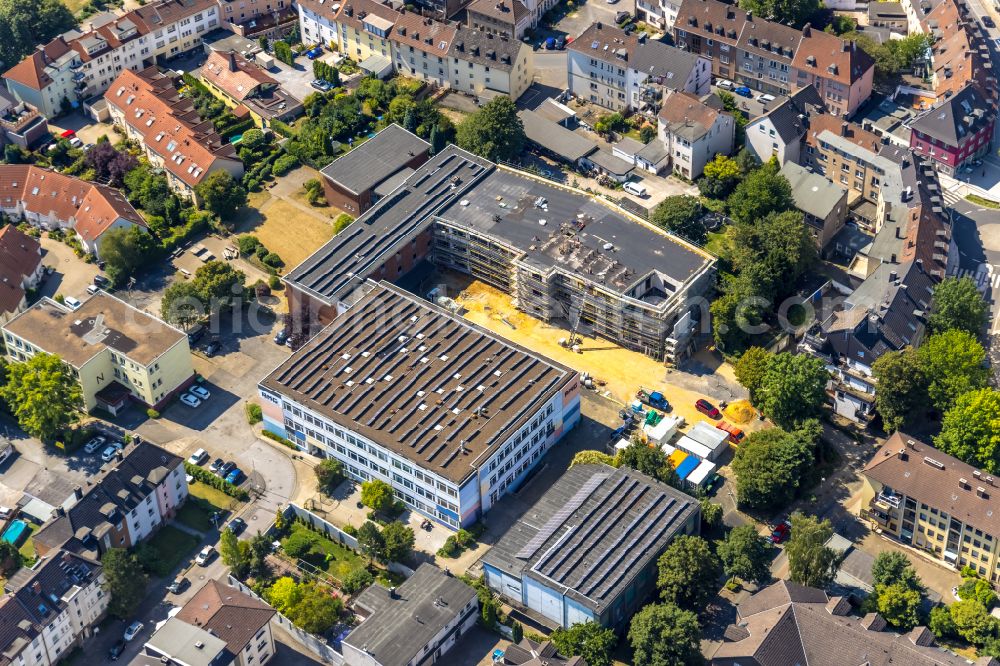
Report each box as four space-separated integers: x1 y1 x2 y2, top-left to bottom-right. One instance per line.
727 159 794 226
928 276 989 335
570 450 618 467
100 226 155 287
315 458 345 493
731 422 818 509
730 210 817 303
194 170 247 220
876 583 922 631
738 0 821 27
734 346 771 405
657 535 722 612
917 330 988 413
550 622 617 666
617 439 678 488
700 154 742 199
628 603 704 666
0 352 81 442
756 352 828 429
381 521 415 562
785 513 838 588
160 281 205 330
936 388 1000 472
0 0 76 75
718 524 771 585
871 551 922 590
360 479 395 512
650 195 705 244
871 348 927 432
456 97 525 163
102 548 148 619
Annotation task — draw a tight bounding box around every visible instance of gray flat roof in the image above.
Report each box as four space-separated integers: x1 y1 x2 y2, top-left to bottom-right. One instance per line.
143 617 229 666
588 149 635 177
286 145 711 306
519 109 596 162
319 124 429 196
780 162 847 220
482 464 698 614
260 281 574 485
345 564 477 666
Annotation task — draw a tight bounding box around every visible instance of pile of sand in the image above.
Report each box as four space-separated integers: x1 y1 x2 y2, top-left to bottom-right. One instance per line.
724 400 756 424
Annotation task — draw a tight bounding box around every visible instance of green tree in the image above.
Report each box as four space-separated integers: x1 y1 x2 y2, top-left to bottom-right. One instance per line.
876 583 922 630
240 128 266 150
100 226 154 286
550 621 617 666
918 330 988 412
700 154 742 198
315 458 345 493
195 170 247 220
649 195 705 244
360 479 395 512
570 450 617 467
639 124 657 144
429 123 446 155
871 348 928 432
785 513 838 588
283 529 321 558
958 577 998 608
950 599 994 645
734 346 771 405
0 0 76 73
341 567 374 594
381 521 415 562
700 498 723 530
929 276 989 335
193 260 246 314
628 603 704 666
731 209 817 302
710 288 763 354
0 541 21 575
871 551 922 591
219 528 248 576
274 41 294 65
738 0 821 27
657 535 722 612
731 422 818 509
160 281 205 330
456 97 525 163
357 521 385 563
0 352 81 441
727 159 794 226
618 439 677 487
101 549 148 619
511 620 523 644
757 352 828 429
929 605 957 639
267 576 304 613
717 524 771 585
289 583 342 634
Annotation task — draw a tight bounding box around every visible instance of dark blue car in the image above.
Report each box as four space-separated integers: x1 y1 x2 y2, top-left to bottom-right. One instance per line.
734 86 753 98
226 468 244 485
306 46 323 59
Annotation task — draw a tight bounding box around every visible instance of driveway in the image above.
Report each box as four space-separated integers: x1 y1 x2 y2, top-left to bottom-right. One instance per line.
37 236 101 301
551 0 634 40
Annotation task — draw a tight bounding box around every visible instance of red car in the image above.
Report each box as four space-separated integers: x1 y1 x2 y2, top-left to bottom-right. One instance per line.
770 522 790 544
695 399 721 419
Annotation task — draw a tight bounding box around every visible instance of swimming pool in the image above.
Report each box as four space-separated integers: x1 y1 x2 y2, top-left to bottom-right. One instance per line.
2 519 28 546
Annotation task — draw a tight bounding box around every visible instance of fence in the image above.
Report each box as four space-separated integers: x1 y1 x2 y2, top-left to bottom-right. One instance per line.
227 575 344 665
285 502 358 550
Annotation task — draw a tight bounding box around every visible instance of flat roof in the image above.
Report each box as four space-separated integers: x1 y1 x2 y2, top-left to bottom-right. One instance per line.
345 564 477 666
319 124 429 196
2 293 186 367
260 282 575 485
781 162 847 220
519 109 596 162
143 617 229 666
482 463 698 613
286 145 711 306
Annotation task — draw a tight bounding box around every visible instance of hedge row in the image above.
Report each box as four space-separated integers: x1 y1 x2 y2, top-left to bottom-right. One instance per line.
262 429 297 450
184 462 250 501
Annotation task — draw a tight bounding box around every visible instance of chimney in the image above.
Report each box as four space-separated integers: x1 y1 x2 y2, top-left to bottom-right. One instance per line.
389 587 397 599
74 486 83 500
840 121 848 136
32 582 41 594
915 258 923 271
746 10 752 20
802 22 811 37
889 270 897 281
862 613 887 631
228 50 238 72
55 507 66 517
890 253 897 263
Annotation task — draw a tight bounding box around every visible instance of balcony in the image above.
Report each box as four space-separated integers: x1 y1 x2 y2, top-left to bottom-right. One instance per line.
874 490 902 511
73 71 86 82
69 59 83 70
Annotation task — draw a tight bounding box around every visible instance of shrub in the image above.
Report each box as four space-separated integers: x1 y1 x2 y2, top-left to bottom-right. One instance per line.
262 429 297 450
272 154 299 176
342 524 358 537
238 235 262 255
246 403 263 425
146 408 160 419
341 567 374 594
284 530 321 558
262 252 284 268
333 213 354 234
268 275 281 290
184 462 250 500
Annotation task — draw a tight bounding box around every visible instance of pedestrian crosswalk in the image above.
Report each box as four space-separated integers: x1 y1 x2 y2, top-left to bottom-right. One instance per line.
942 189 962 207
950 266 1000 290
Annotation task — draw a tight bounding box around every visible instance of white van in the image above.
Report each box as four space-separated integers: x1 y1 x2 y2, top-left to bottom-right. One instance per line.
64 296 82 310
757 93 776 103
623 181 647 197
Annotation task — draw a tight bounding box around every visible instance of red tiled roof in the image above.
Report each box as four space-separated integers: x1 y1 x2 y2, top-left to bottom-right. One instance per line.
0 225 41 317
175 580 275 654
2 38 73 92
202 50 275 102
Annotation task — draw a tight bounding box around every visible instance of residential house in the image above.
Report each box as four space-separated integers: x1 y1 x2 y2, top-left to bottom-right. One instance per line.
0 549 106 666
31 440 187 558
868 2 909 32
0 225 43 326
909 83 994 176
296 0 343 49
657 90 734 179
501 639 585 666
343 564 477 666
0 165 147 258
390 13 457 89
744 84 824 164
636 0 684 31
105 67 244 200
673 0 875 115
199 49 302 128
217 0 298 39
482 463 699 630
318 123 430 216
330 0 401 67
627 36 711 115
781 161 849 251
448 28 533 100
0 89 49 149
466 0 532 40
2 292 195 414
567 22 634 112
173 580 277 666
862 432 1000 583
139 617 231 666
1 0 221 119
713 580 985 665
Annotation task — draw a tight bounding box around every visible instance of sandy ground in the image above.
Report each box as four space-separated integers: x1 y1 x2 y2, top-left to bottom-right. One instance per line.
442 273 766 437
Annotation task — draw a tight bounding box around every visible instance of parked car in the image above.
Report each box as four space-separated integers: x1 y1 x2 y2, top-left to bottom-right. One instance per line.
615 10 631 23
187 324 206 344
195 545 215 566
179 393 201 408
695 399 721 419
306 46 323 59
228 517 247 535
545 36 557 49
101 445 120 462
757 93 776 103
68 136 83 148
219 461 237 477
310 79 333 92
86 284 100 295
167 577 190 594
123 621 144 642
210 458 225 474
93 274 111 288
554 36 566 48
716 78 734 89
84 435 107 454
770 521 791 544
64 296 82 310
983 16 995 27
188 448 209 465
734 85 753 98
204 339 221 357
108 640 126 661
189 384 211 400
274 329 289 345
226 468 244 485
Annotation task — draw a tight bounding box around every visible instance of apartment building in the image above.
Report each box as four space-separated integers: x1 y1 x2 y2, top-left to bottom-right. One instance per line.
637 0 684 31
344 564 477 666
0 89 50 150
2 292 195 414
282 142 716 363
0 164 147 258
333 0 401 64
260 281 580 529
217 0 297 38
657 90 734 179
105 67 244 199
32 440 187 558
448 28 532 100
466 0 532 40
745 85 824 164
781 161 849 251
803 116 886 213
0 549 107 666
567 22 634 112
673 0 875 116
483 463 699 630
199 49 303 129
172 580 277 666
1 0 220 118
909 83 994 176
862 433 1000 582
0 225 43 326
390 13 457 88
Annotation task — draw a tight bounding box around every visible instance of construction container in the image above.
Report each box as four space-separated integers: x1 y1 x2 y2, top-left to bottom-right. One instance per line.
667 449 689 469
675 455 700 480
686 460 717 488
643 415 683 445
688 422 729 459
675 435 715 461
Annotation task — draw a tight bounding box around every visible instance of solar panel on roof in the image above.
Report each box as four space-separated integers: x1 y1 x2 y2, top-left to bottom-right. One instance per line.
516 473 610 560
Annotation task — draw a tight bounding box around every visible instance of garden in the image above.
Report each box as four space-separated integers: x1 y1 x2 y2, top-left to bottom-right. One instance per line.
135 525 199 577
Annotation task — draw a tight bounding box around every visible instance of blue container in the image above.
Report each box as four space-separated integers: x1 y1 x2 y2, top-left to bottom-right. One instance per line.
675 456 700 480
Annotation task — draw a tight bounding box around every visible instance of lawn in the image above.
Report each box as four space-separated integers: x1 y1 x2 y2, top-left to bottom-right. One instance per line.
142 525 199 576
234 194 337 269
61 0 91 15
281 523 365 579
16 521 40 564
176 496 222 532
704 229 733 258
189 481 240 513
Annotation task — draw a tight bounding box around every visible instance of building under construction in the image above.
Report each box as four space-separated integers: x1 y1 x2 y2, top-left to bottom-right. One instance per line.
284 141 716 362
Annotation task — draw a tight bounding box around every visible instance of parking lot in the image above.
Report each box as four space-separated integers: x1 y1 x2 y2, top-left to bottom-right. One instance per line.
36 236 102 302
